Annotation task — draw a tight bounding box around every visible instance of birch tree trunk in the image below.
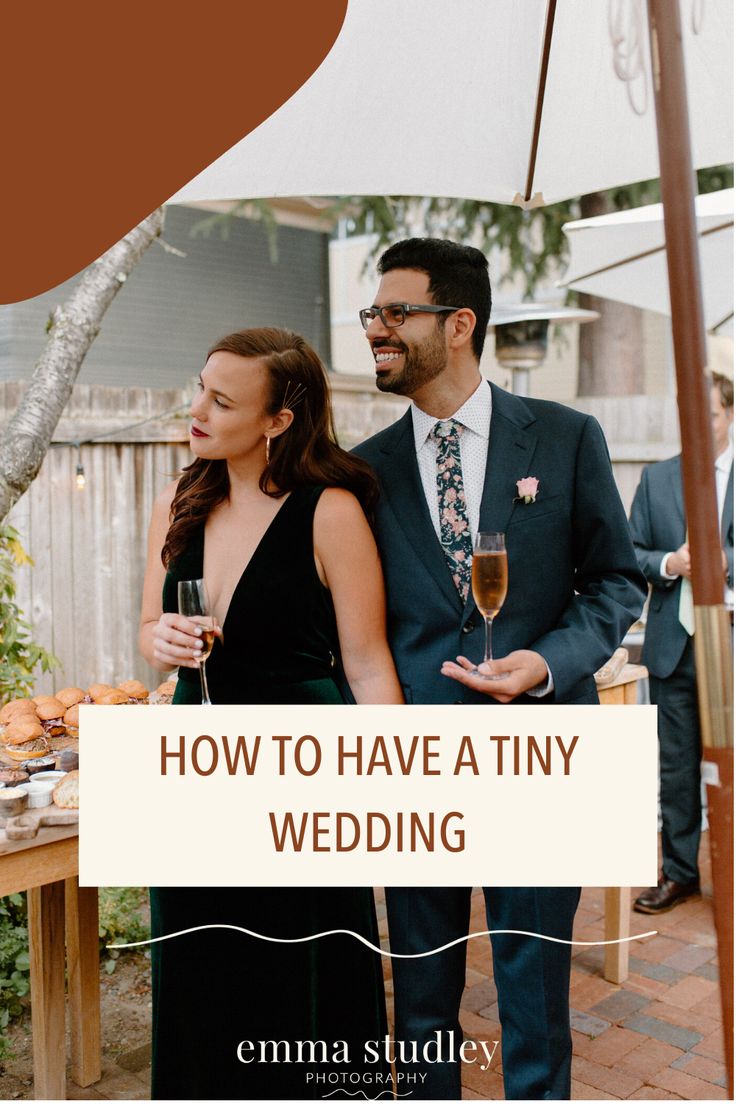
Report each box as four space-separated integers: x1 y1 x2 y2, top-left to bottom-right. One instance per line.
0 208 165 520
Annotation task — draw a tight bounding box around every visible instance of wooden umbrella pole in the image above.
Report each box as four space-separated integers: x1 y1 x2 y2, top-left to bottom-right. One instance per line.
647 1 734 1093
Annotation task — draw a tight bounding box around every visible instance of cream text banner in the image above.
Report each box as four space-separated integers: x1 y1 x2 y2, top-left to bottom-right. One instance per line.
79 704 657 886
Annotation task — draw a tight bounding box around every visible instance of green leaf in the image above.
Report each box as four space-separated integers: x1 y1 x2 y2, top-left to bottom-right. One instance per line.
0 524 59 701
338 166 733 298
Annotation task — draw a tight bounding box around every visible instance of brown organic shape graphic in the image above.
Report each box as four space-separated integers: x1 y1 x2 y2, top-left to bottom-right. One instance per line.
0 2 348 303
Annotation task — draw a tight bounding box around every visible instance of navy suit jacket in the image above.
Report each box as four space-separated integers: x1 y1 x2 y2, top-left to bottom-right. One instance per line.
628 454 734 680
355 383 646 705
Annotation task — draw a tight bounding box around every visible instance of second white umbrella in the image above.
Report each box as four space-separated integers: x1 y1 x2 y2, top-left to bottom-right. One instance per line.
561 189 733 335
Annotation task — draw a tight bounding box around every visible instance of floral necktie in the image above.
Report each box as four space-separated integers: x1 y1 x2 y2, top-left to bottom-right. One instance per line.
431 419 473 601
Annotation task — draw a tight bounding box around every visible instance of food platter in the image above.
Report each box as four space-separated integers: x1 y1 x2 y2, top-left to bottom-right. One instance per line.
0 678 176 818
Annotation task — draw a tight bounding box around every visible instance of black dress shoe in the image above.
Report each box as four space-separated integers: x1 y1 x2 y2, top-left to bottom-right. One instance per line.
633 877 700 914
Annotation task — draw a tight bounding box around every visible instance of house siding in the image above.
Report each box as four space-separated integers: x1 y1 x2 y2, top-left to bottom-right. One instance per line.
0 205 331 387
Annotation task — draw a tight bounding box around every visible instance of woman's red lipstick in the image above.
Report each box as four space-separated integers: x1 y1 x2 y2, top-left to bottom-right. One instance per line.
190 425 209 438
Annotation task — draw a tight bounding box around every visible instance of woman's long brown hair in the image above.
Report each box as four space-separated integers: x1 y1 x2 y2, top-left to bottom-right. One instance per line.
162 328 378 567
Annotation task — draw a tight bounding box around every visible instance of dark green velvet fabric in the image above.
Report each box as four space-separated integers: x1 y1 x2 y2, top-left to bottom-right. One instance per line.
150 486 388 1098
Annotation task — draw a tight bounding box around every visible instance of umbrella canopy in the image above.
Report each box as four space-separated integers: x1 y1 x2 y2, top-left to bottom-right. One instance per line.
169 0 732 209
561 189 734 334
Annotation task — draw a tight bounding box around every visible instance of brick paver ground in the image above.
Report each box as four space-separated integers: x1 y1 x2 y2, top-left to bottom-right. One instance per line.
453 834 728 1100
61 835 729 1100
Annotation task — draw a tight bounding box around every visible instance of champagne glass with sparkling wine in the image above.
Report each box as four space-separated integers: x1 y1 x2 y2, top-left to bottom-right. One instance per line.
471 532 508 679
177 579 216 705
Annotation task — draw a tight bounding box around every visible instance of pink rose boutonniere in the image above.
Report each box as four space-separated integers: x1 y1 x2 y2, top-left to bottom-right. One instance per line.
516 477 540 504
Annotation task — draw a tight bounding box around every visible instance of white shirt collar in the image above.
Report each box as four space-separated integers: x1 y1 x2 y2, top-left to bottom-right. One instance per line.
716 441 733 474
411 378 492 453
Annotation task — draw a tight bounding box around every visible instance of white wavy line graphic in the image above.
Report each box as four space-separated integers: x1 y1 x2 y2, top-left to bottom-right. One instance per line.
321 1092 410 1100
110 925 657 954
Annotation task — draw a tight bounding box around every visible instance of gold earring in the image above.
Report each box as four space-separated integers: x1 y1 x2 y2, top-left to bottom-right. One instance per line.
265 436 271 464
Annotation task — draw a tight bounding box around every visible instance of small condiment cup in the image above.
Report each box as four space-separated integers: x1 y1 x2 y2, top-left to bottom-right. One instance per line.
32 771 67 784
23 781 55 808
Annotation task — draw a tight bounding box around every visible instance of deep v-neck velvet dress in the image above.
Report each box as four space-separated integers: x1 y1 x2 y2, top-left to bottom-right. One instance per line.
149 486 388 1100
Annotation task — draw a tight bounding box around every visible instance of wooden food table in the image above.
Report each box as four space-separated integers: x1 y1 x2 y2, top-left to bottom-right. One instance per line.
0 820 100 1100
598 663 649 983
0 661 647 1092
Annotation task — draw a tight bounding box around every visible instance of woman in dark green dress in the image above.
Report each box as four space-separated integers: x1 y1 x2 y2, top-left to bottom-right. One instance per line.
139 328 403 1099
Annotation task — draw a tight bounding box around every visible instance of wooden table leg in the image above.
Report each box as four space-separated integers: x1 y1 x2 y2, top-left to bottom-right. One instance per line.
27 881 66 1100
623 682 639 704
604 887 631 983
65 879 101 1087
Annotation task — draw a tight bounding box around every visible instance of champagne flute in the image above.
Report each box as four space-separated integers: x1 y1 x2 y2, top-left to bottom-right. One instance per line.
177 579 216 705
471 532 508 680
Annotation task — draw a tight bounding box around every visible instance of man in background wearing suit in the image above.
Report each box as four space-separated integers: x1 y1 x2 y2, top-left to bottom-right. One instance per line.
629 372 733 914
354 238 645 1100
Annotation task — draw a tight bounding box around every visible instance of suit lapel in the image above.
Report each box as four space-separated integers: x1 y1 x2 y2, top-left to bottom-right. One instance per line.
477 384 539 533
461 384 538 621
377 408 464 613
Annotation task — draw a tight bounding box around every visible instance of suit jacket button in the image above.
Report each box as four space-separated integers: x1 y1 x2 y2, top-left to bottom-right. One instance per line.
462 622 475 634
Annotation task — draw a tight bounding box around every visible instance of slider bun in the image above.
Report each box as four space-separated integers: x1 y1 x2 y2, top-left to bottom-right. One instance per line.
64 703 80 727
35 698 65 721
3 719 45 744
0 699 37 724
155 680 177 696
56 687 86 708
88 683 113 702
4 738 50 761
117 679 149 700
97 689 129 705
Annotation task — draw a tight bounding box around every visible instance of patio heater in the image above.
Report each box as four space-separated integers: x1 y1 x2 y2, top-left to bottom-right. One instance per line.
489 303 599 396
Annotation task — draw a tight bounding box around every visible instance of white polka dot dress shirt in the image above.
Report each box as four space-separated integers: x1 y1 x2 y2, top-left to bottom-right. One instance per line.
411 378 491 542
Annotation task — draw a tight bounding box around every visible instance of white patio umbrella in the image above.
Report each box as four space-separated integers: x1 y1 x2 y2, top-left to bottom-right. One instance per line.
169 0 736 1073
168 0 732 209
561 189 734 334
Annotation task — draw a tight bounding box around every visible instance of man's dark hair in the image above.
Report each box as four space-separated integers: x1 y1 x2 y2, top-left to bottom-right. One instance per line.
377 238 492 361
711 371 733 410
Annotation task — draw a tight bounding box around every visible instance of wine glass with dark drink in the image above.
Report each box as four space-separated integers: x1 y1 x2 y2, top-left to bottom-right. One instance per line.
471 532 508 679
177 579 216 705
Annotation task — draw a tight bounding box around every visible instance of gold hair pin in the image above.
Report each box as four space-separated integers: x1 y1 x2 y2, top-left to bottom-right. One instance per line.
282 380 307 411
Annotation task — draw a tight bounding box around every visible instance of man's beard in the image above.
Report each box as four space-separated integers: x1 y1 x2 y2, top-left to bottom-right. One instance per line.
375 329 447 396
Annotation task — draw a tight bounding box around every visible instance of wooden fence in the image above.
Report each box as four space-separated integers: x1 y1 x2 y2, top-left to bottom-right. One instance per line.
2 381 678 696
3 383 191 694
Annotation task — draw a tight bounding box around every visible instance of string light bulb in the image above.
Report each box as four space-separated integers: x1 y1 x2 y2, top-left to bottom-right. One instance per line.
74 443 86 489
51 401 191 493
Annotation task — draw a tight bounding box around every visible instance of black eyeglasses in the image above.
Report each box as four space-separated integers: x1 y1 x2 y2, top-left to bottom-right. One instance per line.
359 303 462 330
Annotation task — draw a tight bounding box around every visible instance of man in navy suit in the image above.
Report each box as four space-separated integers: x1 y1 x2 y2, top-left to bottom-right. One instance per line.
354 238 646 1100
629 372 733 914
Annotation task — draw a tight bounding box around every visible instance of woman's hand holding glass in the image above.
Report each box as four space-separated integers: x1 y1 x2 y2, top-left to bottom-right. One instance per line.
177 579 220 705
151 612 222 670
